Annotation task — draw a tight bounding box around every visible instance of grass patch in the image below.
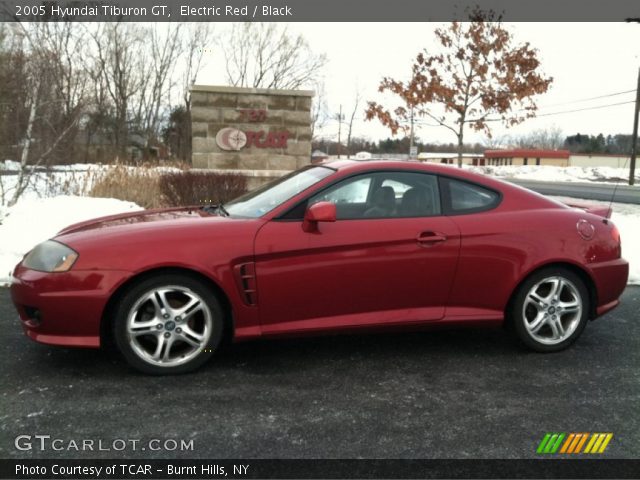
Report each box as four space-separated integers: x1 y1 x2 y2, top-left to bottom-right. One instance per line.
89 165 248 209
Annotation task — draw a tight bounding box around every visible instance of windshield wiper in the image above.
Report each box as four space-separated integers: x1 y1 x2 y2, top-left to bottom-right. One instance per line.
217 204 229 217
201 204 229 217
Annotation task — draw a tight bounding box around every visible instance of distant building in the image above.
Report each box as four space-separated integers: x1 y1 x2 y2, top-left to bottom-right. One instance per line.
568 153 630 168
417 152 484 166
484 149 570 167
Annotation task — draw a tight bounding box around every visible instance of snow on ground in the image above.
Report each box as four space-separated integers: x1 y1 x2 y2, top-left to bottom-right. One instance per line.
549 196 640 285
0 162 182 220
0 163 107 220
0 196 142 285
464 165 639 184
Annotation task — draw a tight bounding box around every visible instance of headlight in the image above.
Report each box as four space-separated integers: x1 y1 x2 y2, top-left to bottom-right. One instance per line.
22 240 79 272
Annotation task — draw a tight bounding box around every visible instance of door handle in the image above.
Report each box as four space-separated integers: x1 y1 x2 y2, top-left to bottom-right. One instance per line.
417 231 447 245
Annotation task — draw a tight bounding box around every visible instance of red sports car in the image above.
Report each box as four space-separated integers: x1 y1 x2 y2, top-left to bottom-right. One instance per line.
10 161 629 374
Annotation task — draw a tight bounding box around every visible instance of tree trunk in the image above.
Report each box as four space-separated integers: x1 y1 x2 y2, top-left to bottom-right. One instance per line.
9 78 39 206
456 135 464 168
456 121 465 168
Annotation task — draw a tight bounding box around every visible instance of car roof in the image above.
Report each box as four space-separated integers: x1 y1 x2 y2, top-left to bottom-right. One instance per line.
320 159 563 211
323 159 492 182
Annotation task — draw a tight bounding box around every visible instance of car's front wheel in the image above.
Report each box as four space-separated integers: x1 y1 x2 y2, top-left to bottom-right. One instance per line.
509 267 590 352
113 274 224 374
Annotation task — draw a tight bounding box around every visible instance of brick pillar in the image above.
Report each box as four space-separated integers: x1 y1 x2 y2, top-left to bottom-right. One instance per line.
190 85 313 189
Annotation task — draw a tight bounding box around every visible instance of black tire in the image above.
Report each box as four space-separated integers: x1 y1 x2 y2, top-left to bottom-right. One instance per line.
508 267 590 352
112 274 225 375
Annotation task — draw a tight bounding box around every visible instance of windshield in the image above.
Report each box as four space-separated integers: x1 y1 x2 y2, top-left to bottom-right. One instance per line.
224 166 335 218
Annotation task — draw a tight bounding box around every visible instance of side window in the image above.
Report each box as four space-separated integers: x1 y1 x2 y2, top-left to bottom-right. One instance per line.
308 171 441 220
391 173 440 218
281 171 443 221
311 176 371 205
445 178 500 214
308 175 373 220
381 179 411 199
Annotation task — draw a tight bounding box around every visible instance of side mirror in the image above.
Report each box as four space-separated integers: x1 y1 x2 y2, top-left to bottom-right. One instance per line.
302 201 336 233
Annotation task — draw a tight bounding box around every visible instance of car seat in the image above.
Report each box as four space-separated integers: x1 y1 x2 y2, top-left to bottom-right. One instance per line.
364 186 396 217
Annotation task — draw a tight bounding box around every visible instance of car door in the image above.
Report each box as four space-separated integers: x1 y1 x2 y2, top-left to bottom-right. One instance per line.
253 171 461 335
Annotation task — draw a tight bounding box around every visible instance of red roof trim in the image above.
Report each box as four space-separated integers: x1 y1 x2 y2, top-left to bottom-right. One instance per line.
484 149 570 159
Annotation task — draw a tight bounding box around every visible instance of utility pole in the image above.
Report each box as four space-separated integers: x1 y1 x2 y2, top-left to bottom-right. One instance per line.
630 67 640 186
337 104 343 159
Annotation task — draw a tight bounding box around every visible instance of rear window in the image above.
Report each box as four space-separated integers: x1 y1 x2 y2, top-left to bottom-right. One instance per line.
443 178 500 214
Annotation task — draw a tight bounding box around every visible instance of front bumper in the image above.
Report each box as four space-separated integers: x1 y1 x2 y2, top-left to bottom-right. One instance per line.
10 265 131 348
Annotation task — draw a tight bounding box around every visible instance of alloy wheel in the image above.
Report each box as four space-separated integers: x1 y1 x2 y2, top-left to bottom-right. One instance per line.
126 286 213 367
522 276 583 346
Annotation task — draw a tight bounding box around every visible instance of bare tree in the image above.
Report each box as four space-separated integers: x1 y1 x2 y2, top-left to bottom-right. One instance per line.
509 126 565 150
310 80 329 141
2 23 86 206
482 133 507 149
139 24 185 146
220 23 326 90
90 23 150 157
346 87 361 158
181 24 213 108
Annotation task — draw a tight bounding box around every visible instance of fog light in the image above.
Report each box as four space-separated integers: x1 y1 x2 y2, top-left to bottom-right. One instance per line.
23 306 42 326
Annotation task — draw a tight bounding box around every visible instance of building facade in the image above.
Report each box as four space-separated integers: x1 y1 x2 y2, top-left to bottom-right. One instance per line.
484 149 571 167
568 153 630 168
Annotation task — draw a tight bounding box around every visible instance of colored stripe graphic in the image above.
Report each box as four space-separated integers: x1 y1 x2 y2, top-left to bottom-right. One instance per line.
574 433 589 453
538 433 613 454
584 433 599 453
567 433 582 453
585 433 613 454
537 434 552 454
560 433 575 453
537 433 565 454
598 433 613 453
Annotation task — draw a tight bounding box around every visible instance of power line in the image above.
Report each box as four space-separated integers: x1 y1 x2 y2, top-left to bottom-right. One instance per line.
534 100 636 118
464 100 635 123
367 89 639 129
535 89 636 110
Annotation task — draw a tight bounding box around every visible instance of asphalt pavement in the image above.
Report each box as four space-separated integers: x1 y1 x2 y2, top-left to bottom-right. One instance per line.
0 287 638 460
506 179 640 204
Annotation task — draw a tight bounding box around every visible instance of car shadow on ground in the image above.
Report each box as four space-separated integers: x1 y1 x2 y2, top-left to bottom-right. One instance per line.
15 325 532 377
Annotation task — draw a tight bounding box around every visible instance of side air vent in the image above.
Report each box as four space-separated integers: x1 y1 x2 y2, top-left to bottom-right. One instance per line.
233 262 258 306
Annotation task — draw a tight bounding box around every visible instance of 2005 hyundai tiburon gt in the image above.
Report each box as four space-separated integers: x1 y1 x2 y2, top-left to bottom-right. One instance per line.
11 161 629 374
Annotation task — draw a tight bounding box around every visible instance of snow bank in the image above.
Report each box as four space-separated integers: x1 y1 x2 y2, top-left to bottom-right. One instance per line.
465 165 638 184
612 209 640 286
1 160 21 171
0 196 142 285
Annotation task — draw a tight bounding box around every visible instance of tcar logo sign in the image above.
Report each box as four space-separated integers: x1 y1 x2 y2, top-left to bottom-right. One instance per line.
215 109 290 151
216 128 247 151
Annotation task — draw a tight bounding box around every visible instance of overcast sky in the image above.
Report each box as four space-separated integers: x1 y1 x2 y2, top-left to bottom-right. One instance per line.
199 22 640 146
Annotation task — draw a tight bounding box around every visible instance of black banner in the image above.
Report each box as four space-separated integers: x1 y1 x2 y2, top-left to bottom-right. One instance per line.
2 459 640 479
1 0 640 22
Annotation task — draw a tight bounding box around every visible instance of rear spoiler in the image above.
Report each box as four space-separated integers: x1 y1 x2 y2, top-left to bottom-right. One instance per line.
561 199 612 219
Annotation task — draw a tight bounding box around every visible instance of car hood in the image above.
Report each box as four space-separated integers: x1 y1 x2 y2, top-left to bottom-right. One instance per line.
57 206 216 235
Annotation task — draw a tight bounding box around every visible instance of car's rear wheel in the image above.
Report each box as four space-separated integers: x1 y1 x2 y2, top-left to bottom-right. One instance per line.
509 267 590 352
113 274 224 374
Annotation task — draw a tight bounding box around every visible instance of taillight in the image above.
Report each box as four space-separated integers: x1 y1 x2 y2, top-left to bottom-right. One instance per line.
610 223 621 257
611 223 620 243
